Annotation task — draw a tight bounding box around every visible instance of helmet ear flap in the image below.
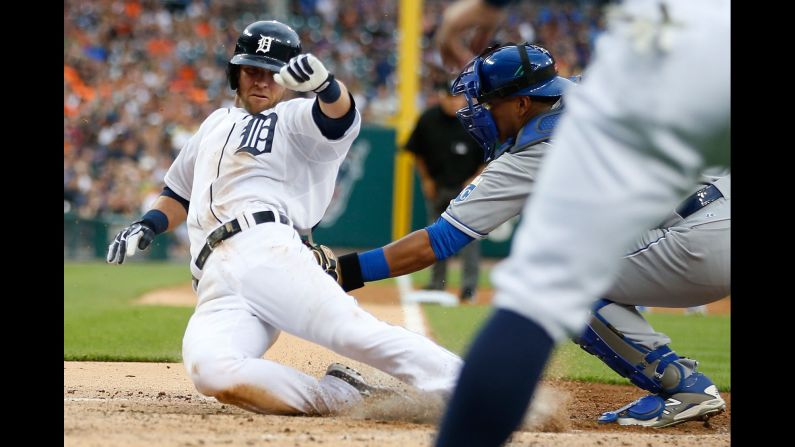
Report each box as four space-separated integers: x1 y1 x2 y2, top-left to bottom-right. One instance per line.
227 63 240 90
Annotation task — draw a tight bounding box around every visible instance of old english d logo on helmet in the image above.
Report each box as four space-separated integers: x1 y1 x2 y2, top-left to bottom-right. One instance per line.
256 35 274 54
227 20 302 90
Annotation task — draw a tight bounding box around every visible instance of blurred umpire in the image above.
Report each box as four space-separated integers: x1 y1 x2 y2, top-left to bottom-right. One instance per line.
405 76 484 302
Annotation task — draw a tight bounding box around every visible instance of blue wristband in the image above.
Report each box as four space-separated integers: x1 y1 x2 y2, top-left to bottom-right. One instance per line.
358 248 391 282
140 209 169 235
316 74 341 103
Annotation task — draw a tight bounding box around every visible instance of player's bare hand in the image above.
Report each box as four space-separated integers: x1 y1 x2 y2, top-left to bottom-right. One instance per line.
107 222 156 264
274 54 333 93
437 0 507 69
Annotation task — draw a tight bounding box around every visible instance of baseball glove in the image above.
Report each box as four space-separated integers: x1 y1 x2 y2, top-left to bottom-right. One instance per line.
305 241 343 285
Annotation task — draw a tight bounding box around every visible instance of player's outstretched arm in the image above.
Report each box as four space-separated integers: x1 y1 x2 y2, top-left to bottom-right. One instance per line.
106 195 188 265
307 231 437 291
384 230 438 276
274 53 351 118
333 231 437 291
335 219 474 291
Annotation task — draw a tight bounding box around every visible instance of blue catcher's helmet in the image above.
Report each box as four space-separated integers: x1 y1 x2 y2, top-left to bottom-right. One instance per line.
450 43 574 161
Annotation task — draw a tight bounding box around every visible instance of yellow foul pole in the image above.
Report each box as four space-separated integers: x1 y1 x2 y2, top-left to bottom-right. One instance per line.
393 0 422 240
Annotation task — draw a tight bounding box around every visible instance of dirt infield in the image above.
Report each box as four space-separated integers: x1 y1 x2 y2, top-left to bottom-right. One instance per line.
64 283 730 446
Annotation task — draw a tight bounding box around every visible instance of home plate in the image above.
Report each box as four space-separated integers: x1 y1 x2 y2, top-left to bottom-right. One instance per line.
403 290 459 307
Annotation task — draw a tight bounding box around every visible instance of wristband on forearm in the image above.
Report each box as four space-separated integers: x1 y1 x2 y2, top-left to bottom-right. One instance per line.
338 252 365 292
139 209 169 235
315 74 341 103
358 248 390 283
338 248 391 292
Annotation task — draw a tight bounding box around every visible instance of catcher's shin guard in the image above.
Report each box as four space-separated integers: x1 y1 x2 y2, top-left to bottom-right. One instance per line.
574 299 690 395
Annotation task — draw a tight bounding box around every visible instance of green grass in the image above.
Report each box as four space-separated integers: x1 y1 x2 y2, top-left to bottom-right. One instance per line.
64 262 193 361
408 264 494 289
423 304 731 392
65 262 730 392
423 304 494 354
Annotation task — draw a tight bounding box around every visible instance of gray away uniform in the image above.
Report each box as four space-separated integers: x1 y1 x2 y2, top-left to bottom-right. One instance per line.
442 132 730 387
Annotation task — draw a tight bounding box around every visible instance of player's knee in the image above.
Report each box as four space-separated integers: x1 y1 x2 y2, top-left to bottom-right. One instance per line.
188 355 240 397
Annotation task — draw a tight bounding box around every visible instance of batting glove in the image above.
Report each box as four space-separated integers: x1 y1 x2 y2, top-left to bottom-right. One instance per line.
107 221 156 264
274 53 335 94
304 241 343 285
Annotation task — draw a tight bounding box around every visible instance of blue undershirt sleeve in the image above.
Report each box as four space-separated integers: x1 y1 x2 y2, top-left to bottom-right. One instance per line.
425 217 474 260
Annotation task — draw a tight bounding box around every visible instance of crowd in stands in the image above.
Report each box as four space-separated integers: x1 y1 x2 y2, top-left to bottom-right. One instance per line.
64 0 606 221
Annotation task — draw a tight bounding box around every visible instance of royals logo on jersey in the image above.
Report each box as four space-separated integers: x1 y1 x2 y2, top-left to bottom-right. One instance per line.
454 175 483 203
236 113 278 156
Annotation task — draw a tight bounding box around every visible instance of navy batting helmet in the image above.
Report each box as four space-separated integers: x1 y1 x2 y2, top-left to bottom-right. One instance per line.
227 20 302 90
450 42 574 161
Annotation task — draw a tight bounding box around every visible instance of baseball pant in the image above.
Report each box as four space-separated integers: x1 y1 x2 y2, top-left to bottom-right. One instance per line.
182 220 462 414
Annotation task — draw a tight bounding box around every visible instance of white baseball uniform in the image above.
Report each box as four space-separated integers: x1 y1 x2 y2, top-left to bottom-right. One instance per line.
166 98 461 414
491 0 730 342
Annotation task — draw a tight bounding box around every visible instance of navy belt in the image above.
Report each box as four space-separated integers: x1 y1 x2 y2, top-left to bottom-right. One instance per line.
195 211 289 270
675 184 723 220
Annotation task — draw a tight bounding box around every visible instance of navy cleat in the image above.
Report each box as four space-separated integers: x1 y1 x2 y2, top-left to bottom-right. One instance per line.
325 363 393 398
598 372 726 428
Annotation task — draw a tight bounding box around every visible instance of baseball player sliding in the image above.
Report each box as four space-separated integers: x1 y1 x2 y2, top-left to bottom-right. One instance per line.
107 20 461 415
321 43 728 431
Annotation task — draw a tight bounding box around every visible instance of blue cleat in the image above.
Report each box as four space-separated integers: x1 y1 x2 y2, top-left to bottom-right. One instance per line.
598 372 726 428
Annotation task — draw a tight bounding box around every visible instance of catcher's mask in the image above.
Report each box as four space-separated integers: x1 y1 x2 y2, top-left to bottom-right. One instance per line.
227 20 302 90
450 42 574 161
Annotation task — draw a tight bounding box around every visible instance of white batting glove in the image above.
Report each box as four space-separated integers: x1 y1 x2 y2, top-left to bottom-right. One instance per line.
274 53 334 93
106 221 156 264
